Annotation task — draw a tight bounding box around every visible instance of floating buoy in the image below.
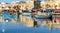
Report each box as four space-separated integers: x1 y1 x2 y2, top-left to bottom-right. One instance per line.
6 20 8 23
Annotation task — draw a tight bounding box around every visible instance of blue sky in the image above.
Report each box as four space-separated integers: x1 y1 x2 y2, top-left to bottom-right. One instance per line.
0 0 26 3
0 0 44 3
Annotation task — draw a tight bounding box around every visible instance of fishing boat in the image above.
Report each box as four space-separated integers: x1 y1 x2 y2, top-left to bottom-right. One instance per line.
34 12 52 21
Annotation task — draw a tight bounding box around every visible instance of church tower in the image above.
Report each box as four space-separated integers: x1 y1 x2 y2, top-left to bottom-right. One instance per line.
34 0 41 9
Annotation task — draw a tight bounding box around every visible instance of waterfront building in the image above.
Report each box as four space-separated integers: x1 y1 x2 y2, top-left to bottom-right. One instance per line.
26 0 34 9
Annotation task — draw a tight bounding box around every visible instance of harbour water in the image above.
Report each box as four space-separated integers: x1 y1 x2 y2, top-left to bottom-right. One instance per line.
0 0 60 33
0 10 60 33
0 22 60 33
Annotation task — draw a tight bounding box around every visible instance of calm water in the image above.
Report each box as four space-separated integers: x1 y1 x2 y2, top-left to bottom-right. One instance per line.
0 22 60 33
0 11 60 33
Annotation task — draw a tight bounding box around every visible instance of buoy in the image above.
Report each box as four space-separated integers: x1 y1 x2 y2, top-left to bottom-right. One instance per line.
6 20 8 22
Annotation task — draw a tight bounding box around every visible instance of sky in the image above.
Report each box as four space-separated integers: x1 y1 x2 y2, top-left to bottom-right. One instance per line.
0 0 44 3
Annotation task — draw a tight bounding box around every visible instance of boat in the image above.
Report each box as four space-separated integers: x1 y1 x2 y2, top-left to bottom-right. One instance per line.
34 13 52 21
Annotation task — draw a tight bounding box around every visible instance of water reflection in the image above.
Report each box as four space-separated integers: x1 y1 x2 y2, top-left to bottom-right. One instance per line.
0 9 60 33
0 21 60 33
